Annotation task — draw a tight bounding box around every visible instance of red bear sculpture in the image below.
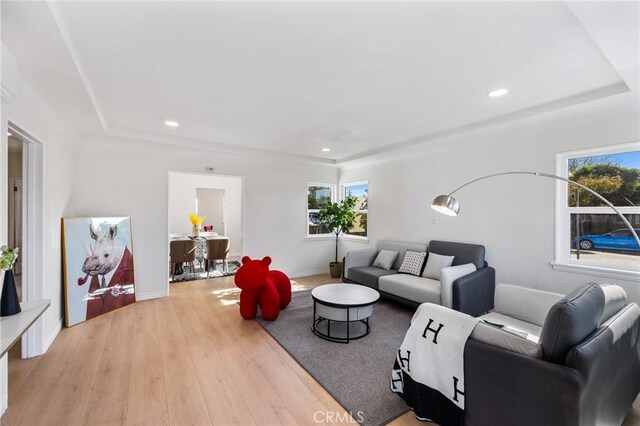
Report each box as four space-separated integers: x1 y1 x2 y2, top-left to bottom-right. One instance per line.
234 256 292 321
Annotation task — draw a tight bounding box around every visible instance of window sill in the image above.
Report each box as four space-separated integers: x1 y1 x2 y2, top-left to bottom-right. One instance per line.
340 235 369 243
306 235 334 241
550 261 640 281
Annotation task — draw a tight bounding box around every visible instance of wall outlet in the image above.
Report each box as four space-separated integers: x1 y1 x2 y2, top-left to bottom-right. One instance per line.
429 217 438 224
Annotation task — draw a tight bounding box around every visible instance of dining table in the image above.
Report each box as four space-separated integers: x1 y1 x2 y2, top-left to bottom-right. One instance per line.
170 232 219 275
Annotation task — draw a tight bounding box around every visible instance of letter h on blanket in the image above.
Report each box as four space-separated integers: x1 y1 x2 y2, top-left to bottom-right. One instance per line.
391 303 479 426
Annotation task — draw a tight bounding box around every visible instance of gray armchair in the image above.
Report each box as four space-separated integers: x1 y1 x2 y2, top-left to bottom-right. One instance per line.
465 283 640 426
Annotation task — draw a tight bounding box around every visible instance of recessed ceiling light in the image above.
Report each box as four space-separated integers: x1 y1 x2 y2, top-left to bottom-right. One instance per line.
320 148 331 152
164 120 179 127
488 88 508 98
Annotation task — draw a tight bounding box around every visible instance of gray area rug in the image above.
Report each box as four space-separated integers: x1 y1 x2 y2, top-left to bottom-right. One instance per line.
256 289 414 426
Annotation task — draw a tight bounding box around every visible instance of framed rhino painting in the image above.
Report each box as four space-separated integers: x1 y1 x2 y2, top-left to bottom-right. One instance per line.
62 217 136 327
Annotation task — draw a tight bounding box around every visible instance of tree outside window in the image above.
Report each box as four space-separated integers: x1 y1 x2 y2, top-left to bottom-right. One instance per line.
562 148 640 270
343 182 368 238
307 184 335 235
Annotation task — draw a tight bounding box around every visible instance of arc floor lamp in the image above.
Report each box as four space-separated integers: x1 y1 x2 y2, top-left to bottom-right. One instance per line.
431 171 640 248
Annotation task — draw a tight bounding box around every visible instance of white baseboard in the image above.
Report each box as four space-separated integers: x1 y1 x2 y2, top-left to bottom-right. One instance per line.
43 319 63 354
136 290 169 301
290 269 329 279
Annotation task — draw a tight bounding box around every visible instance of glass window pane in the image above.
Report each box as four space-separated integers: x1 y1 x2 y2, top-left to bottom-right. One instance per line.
570 213 640 267
308 186 332 209
345 184 368 210
346 212 367 236
567 151 640 207
308 212 331 235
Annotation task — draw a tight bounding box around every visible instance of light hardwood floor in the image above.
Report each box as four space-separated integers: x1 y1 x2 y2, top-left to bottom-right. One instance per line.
2 274 639 426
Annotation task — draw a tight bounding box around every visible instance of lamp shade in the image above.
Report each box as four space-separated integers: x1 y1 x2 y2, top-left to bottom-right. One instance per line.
431 195 459 216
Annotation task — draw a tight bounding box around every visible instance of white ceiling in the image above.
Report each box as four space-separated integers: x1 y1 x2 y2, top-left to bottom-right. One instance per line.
2 1 638 163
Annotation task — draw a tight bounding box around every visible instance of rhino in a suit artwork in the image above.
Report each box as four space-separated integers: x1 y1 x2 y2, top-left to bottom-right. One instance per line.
63 217 136 326
78 224 135 320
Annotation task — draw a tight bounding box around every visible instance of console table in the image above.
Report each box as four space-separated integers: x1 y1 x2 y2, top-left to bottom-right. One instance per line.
0 300 50 357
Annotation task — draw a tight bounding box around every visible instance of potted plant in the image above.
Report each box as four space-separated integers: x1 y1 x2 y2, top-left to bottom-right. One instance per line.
188 212 205 238
317 195 358 278
0 245 21 316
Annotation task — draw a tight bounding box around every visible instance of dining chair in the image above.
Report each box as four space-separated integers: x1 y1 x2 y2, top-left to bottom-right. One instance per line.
169 239 197 280
205 237 230 277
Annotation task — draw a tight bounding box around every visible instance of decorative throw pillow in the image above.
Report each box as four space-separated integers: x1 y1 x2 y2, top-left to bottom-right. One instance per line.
372 250 399 270
422 253 455 279
398 251 427 276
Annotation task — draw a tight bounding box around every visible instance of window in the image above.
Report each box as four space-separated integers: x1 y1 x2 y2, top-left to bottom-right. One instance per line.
555 144 640 275
343 181 368 238
307 183 335 236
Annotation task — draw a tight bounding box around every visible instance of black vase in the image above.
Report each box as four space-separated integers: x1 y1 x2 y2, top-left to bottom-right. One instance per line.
1 269 22 317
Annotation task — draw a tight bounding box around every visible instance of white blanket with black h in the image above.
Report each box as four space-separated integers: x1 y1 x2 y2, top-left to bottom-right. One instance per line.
391 303 479 426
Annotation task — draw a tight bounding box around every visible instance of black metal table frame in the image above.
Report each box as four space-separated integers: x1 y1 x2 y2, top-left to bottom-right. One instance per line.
311 296 376 344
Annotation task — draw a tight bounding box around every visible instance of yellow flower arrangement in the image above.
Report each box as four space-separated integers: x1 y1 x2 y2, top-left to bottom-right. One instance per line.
189 212 205 226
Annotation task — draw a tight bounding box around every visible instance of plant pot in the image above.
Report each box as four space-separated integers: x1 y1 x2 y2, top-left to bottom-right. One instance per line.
1 269 21 317
329 262 343 279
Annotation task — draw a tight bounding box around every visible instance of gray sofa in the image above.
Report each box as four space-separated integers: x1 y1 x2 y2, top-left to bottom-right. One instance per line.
465 282 640 426
343 240 495 316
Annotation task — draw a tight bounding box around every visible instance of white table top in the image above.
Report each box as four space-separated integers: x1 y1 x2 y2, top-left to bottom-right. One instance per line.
312 284 380 306
0 299 50 358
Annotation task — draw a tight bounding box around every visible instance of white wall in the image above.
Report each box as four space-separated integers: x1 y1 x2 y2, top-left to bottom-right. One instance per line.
339 92 640 303
197 188 225 235
72 136 338 299
1 81 76 413
168 173 243 257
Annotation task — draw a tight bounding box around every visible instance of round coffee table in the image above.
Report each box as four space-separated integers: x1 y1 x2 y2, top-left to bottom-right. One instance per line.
311 283 380 343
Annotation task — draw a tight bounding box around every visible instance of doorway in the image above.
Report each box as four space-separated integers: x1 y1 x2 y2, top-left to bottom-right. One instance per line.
5 122 45 359
167 172 244 290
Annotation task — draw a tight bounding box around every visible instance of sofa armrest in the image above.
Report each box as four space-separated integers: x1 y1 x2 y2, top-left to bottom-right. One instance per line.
465 339 582 426
440 263 477 308
343 248 378 280
452 267 495 316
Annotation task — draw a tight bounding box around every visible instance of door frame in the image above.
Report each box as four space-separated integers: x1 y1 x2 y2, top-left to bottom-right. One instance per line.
6 121 45 358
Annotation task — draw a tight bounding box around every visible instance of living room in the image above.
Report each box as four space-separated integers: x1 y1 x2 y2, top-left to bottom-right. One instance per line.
0 1 639 425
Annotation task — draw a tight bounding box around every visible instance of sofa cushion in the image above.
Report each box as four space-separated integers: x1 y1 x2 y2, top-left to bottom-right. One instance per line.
539 283 605 364
379 274 441 304
479 312 542 342
398 250 427 276
470 322 543 358
372 250 399 270
428 240 486 269
600 284 627 325
422 253 454 279
494 284 564 327
440 263 477 308
348 266 397 290
376 240 428 271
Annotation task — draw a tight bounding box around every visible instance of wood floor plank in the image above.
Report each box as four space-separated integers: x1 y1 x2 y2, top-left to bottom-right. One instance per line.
156 297 212 426
83 304 135 426
186 340 256 426
125 301 170 426
216 341 299 426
